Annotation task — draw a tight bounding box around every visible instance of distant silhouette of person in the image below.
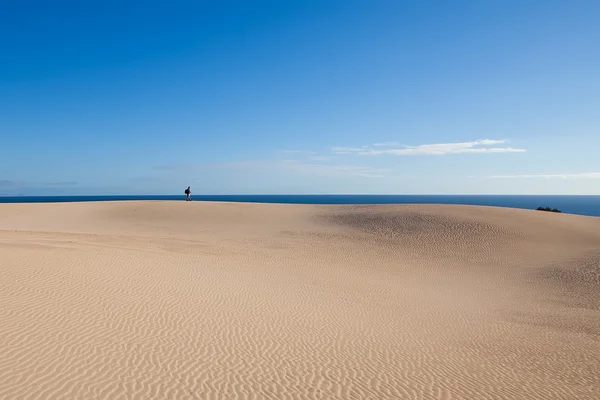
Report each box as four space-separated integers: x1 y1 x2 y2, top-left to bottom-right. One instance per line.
185 186 191 201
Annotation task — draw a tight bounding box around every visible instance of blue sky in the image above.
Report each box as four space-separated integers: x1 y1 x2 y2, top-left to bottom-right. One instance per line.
1 0 599 195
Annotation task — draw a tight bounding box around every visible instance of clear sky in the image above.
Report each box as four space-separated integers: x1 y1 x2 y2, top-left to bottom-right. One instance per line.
1 0 599 195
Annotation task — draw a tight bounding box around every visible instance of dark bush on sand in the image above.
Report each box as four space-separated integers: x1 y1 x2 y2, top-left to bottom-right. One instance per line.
536 206 562 213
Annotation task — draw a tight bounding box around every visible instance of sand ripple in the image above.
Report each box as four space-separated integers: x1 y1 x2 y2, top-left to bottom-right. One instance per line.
1 202 599 399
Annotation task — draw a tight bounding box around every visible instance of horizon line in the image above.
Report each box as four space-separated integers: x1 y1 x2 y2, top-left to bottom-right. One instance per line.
1 193 599 198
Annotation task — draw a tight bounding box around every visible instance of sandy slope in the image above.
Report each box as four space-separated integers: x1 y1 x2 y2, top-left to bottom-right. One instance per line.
0 201 599 400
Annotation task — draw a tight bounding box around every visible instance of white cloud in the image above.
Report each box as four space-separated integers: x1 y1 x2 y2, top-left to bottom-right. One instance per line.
491 172 600 179
332 139 526 156
372 141 401 147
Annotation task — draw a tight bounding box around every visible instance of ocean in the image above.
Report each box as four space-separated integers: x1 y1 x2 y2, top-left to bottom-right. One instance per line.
1 195 599 217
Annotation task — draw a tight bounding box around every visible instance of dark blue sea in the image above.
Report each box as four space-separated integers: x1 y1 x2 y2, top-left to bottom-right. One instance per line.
1 195 599 217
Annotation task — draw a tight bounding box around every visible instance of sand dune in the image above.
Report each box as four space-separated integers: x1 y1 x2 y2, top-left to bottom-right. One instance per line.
1 201 599 399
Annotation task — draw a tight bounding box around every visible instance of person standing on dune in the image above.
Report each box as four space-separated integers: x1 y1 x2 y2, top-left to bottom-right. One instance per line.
185 186 191 201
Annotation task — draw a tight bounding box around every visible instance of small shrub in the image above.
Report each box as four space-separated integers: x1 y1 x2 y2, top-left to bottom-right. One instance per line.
536 206 562 213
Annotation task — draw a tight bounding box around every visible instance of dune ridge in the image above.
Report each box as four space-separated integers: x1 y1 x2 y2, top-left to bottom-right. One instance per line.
1 201 599 399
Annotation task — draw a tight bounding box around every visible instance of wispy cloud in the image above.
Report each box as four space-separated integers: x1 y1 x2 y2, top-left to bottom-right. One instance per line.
153 163 197 170
280 150 316 155
308 155 334 161
331 146 370 154
281 160 387 178
279 150 334 162
372 141 401 147
154 159 382 178
43 181 78 186
154 161 270 170
0 179 26 187
332 139 526 156
491 172 600 179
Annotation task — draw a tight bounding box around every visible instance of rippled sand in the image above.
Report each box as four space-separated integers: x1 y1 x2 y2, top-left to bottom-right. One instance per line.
1 201 599 399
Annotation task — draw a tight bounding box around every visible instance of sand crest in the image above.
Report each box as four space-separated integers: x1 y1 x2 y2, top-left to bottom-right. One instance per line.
1 201 599 399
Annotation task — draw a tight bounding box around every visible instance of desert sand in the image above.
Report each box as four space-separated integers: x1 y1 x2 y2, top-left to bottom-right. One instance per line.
0 201 599 400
